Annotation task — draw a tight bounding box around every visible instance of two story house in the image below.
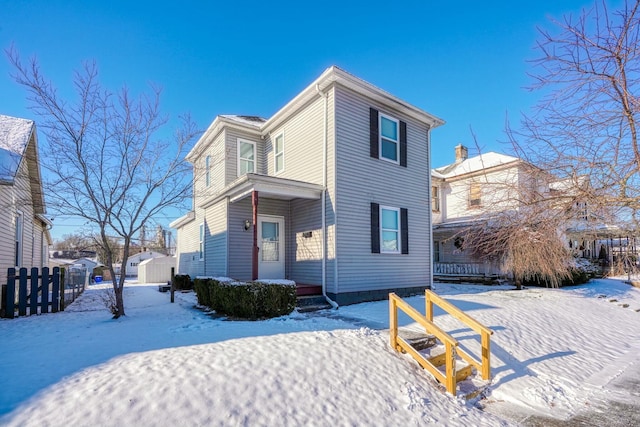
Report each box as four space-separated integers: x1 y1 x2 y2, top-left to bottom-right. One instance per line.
171 66 444 305
431 144 622 281
0 114 52 287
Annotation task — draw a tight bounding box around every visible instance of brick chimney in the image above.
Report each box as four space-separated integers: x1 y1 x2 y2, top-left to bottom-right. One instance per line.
455 144 468 163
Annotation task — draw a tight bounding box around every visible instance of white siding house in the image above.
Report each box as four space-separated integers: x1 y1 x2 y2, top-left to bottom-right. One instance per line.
171 66 444 305
0 115 52 288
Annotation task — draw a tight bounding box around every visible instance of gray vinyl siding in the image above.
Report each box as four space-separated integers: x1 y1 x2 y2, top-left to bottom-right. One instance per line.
334 86 431 294
204 199 228 277
264 96 325 185
175 218 204 278
289 198 323 284
228 197 291 281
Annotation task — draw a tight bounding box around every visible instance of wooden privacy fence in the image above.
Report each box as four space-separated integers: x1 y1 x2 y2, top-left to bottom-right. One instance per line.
389 290 494 396
1 267 86 319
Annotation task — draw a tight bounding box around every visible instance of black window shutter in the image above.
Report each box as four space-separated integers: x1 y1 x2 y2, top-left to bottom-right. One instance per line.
371 202 380 253
370 108 379 159
401 208 409 254
400 121 407 167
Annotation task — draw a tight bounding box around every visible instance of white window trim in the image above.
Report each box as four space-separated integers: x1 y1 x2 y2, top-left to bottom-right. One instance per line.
379 113 400 164
469 182 482 208
274 132 285 175
380 205 401 254
199 223 205 261
237 139 256 176
431 185 440 212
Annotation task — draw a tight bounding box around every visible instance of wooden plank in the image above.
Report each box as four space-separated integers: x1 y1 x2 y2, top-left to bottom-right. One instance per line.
29 267 38 315
444 341 456 395
48 268 58 313
18 268 28 317
5 268 16 319
389 295 398 351
481 331 491 380
425 290 494 336
391 294 458 348
41 268 49 314
457 347 482 373
397 337 446 384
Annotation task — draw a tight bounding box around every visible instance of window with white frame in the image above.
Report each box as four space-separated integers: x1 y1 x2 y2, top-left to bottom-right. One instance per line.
379 114 399 163
238 140 255 175
433 240 440 262
199 223 204 261
274 133 284 174
431 185 440 212
205 155 211 187
380 206 400 253
469 182 481 207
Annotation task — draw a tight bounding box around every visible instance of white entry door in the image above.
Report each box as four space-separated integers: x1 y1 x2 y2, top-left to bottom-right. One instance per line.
257 215 285 279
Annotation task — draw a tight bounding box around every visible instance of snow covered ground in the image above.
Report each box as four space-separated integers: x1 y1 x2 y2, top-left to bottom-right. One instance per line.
0 278 639 426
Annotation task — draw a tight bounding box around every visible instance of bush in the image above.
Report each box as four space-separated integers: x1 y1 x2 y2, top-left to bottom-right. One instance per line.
173 274 193 290
194 278 296 319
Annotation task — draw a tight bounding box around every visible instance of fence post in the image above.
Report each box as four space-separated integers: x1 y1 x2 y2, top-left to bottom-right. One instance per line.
5 268 16 319
47 267 58 313
39 266 48 313
170 267 175 303
29 267 38 315
58 267 65 311
18 268 28 317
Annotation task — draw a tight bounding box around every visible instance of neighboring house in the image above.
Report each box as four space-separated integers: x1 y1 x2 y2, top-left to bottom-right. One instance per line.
71 257 101 274
125 250 166 277
171 66 444 305
0 115 52 287
430 144 621 281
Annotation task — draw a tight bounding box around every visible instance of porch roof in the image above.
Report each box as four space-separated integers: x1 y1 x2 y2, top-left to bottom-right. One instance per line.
201 173 324 208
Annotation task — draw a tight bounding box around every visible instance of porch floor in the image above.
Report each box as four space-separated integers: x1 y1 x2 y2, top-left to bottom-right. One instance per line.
296 283 322 296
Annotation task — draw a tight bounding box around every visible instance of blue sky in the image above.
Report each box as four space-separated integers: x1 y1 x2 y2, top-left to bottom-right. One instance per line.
0 0 605 239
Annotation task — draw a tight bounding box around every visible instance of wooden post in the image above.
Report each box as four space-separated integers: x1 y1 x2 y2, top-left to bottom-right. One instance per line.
481 331 491 380
389 294 398 351
18 268 28 317
425 290 433 322
5 268 16 319
445 341 456 395
252 190 259 281
29 267 39 315
58 267 65 311
170 267 175 303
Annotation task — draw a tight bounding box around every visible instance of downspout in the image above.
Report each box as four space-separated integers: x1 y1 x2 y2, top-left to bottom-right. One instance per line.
316 83 339 309
427 126 435 292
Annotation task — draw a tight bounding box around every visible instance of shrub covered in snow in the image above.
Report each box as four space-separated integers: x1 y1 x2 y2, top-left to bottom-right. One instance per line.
172 274 193 290
194 278 296 319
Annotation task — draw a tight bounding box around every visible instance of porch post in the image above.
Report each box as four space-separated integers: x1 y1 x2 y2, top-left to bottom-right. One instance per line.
252 190 259 280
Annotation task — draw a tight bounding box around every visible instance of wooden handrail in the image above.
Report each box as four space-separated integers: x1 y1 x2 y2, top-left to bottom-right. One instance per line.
425 290 494 380
389 293 460 395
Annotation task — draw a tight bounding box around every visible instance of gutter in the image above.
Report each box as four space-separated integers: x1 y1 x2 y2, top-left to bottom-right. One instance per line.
316 84 339 309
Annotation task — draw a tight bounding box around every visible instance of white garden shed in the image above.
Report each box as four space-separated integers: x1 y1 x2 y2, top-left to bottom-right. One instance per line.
138 256 176 284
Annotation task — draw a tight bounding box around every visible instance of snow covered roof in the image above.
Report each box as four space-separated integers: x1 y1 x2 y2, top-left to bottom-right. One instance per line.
218 115 266 128
433 151 520 179
0 114 34 182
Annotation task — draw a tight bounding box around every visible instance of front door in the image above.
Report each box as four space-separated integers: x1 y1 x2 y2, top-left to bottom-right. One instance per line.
257 215 285 279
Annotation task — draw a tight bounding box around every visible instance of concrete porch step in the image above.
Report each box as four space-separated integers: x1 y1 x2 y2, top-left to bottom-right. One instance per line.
296 295 332 312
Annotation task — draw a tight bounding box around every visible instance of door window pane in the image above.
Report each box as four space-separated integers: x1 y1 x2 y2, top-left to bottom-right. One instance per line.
261 221 279 262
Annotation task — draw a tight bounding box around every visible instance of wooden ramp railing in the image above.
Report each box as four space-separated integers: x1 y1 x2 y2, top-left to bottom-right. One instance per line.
389 290 494 396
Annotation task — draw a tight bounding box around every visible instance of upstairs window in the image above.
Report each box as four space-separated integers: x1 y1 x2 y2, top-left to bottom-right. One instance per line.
380 115 399 163
238 140 255 175
205 155 211 187
432 185 440 212
274 133 284 174
369 108 407 167
469 183 481 207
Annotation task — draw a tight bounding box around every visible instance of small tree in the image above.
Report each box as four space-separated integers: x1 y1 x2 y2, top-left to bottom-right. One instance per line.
7 48 200 318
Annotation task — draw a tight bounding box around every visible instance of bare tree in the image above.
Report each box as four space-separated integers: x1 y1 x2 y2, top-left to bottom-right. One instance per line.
7 48 200 318
512 0 640 230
